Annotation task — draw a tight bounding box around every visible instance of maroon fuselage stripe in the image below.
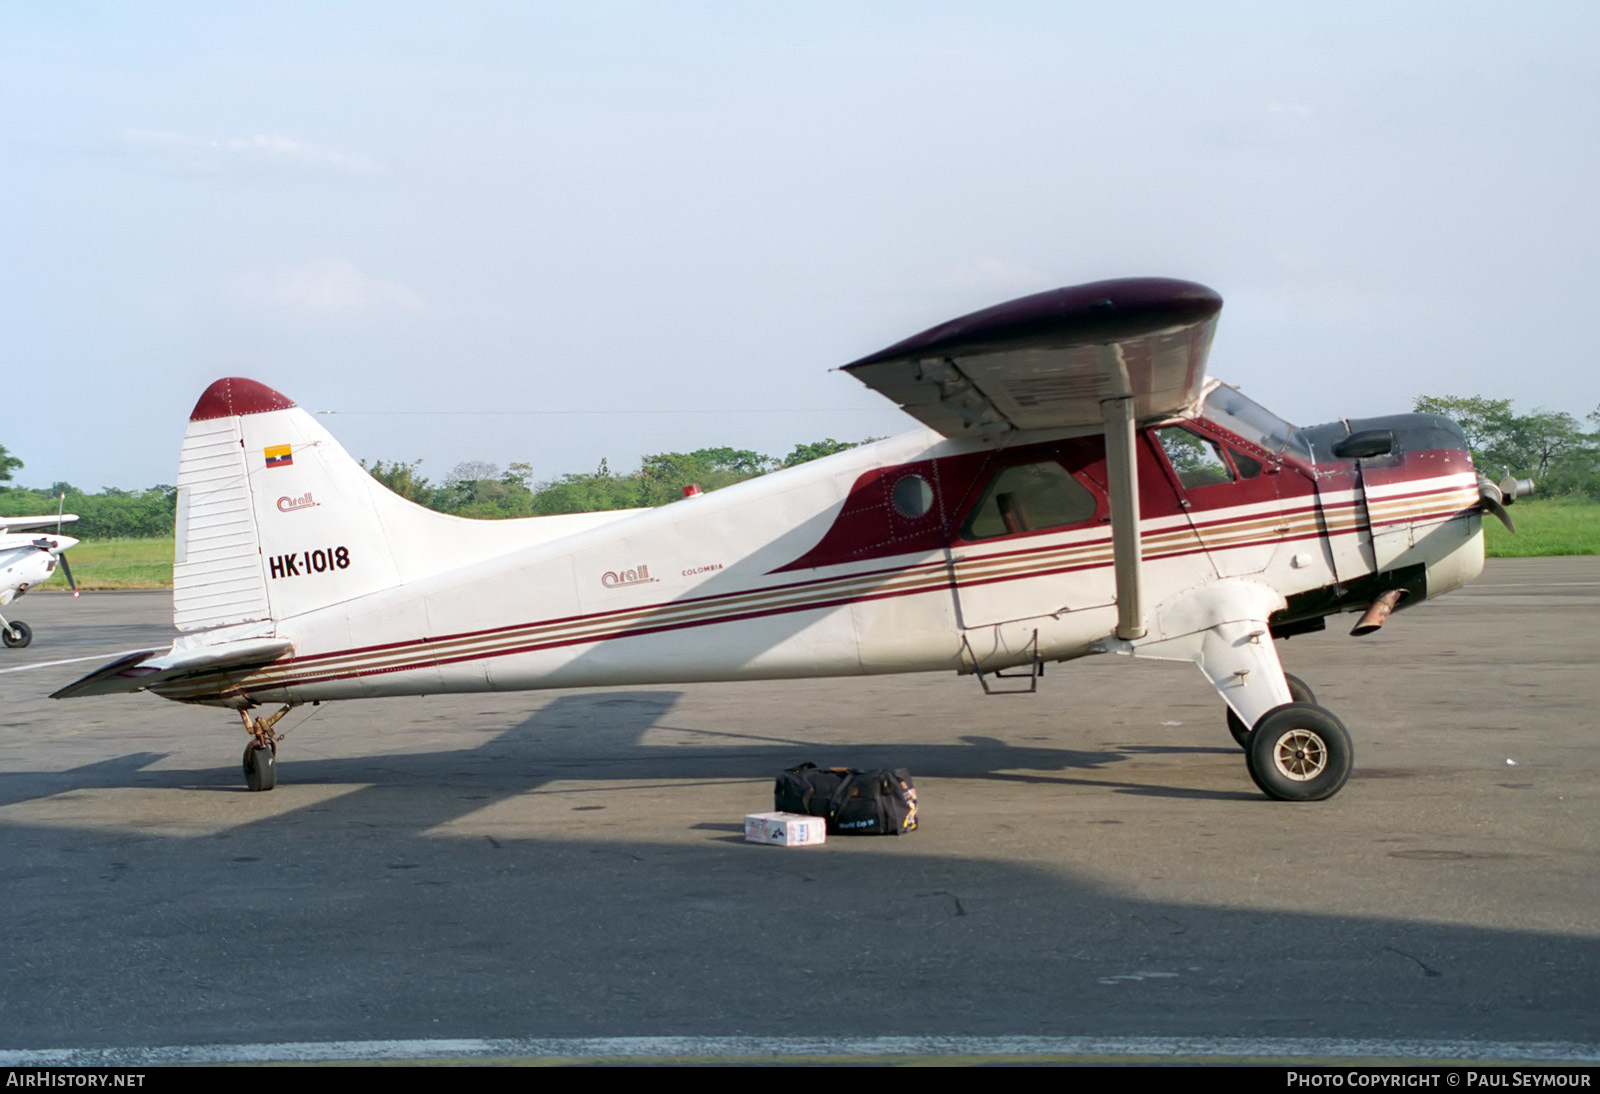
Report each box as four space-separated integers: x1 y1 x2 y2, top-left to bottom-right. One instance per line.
158 484 1477 698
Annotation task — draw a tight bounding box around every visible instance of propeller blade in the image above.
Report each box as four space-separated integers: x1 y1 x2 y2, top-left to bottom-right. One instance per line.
1480 490 1516 533
58 554 79 597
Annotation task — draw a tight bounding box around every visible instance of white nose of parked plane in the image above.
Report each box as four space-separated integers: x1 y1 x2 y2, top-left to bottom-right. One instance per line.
34 535 81 595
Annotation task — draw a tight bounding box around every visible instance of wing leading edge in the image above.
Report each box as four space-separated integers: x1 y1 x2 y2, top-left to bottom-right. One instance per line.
0 515 80 534
842 277 1222 437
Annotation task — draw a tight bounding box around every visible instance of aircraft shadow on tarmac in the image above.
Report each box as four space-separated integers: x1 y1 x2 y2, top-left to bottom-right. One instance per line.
0 688 1261 817
4 693 1600 1053
6 579 1600 1054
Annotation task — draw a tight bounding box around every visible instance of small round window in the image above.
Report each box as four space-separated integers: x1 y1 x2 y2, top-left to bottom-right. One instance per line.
891 474 934 519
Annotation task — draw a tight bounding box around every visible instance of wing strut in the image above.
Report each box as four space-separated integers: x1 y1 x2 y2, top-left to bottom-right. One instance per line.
1100 345 1146 640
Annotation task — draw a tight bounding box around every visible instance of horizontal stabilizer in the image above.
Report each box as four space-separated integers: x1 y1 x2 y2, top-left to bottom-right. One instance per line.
843 278 1221 437
51 637 294 700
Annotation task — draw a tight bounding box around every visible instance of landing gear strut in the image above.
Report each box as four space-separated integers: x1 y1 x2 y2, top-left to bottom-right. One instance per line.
239 704 295 792
1226 672 1315 748
1133 608 1357 800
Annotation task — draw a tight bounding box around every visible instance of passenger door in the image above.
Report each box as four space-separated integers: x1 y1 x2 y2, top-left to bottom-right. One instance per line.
951 451 1114 629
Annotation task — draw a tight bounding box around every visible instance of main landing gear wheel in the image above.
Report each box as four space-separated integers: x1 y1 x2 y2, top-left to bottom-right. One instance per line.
1227 672 1314 748
243 742 277 792
1245 702 1352 802
2 621 32 648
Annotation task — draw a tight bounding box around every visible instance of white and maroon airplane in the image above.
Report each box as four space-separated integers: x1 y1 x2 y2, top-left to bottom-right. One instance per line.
54 278 1523 800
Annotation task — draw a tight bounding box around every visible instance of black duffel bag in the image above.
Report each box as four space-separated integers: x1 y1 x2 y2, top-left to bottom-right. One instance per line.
774 763 917 835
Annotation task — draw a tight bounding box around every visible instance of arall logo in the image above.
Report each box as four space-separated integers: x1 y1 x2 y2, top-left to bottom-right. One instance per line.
277 492 319 513
602 564 657 589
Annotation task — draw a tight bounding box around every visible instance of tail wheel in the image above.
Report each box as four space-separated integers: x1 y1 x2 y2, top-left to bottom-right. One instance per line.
243 743 277 792
237 704 293 792
1245 702 1352 801
1226 672 1314 748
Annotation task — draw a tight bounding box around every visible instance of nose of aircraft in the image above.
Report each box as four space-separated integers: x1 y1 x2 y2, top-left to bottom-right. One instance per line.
1294 412 1534 531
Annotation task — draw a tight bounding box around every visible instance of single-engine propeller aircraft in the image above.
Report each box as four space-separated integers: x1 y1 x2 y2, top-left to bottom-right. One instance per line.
1 513 80 648
53 278 1529 799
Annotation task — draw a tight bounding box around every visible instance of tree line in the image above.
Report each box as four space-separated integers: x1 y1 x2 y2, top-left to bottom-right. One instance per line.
0 438 870 536
0 446 178 537
3 397 1597 538
363 438 869 520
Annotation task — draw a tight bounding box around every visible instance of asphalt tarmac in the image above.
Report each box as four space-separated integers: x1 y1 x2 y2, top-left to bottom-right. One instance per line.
1 558 1597 1065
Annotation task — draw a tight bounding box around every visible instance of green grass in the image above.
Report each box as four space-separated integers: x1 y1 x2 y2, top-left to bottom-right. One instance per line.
41 536 174 590
1484 497 1600 557
22 499 1600 594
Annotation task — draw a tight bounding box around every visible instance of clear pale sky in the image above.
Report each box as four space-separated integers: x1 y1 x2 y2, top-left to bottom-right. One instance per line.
4 1 1596 491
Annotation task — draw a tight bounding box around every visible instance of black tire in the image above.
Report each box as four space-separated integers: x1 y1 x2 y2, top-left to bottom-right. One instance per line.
1227 672 1314 748
1246 702 1352 801
2 621 32 649
244 744 277 792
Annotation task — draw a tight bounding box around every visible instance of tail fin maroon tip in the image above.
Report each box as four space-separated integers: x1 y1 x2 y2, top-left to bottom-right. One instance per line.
189 378 297 422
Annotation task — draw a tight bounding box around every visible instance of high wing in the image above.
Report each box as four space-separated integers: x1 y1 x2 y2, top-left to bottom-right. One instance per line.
846 277 1223 641
0 514 79 534
841 277 1221 437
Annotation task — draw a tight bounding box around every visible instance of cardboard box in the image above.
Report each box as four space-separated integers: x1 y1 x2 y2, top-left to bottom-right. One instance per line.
744 811 826 847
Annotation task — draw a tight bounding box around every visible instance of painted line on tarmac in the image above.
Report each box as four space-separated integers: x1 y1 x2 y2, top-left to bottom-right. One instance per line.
5 1036 1600 1066
0 649 154 675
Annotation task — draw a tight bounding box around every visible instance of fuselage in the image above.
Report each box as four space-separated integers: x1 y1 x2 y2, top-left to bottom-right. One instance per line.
152 385 1484 708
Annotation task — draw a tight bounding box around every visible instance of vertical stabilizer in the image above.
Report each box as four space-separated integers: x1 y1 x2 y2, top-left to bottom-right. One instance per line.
178 376 438 632
173 377 629 636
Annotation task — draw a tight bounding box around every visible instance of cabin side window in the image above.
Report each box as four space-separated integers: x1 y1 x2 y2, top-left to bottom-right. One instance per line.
961 461 1098 540
1156 426 1235 489
1228 447 1264 479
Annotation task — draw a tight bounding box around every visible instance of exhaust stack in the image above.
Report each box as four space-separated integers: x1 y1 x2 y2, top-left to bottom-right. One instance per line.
1351 589 1406 636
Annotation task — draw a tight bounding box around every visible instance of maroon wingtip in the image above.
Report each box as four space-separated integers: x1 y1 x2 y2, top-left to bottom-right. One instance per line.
189 378 298 422
843 277 1224 370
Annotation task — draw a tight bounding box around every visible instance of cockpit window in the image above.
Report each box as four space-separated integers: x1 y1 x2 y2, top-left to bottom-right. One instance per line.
1229 447 1263 479
1156 427 1233 489
962 461 1098 540
1199 382 1309 459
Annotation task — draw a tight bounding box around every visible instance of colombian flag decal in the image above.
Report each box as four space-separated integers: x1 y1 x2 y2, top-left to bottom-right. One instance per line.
264 444 294 469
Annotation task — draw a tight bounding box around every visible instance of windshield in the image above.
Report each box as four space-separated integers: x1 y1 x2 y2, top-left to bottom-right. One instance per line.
1198 381 1310 459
